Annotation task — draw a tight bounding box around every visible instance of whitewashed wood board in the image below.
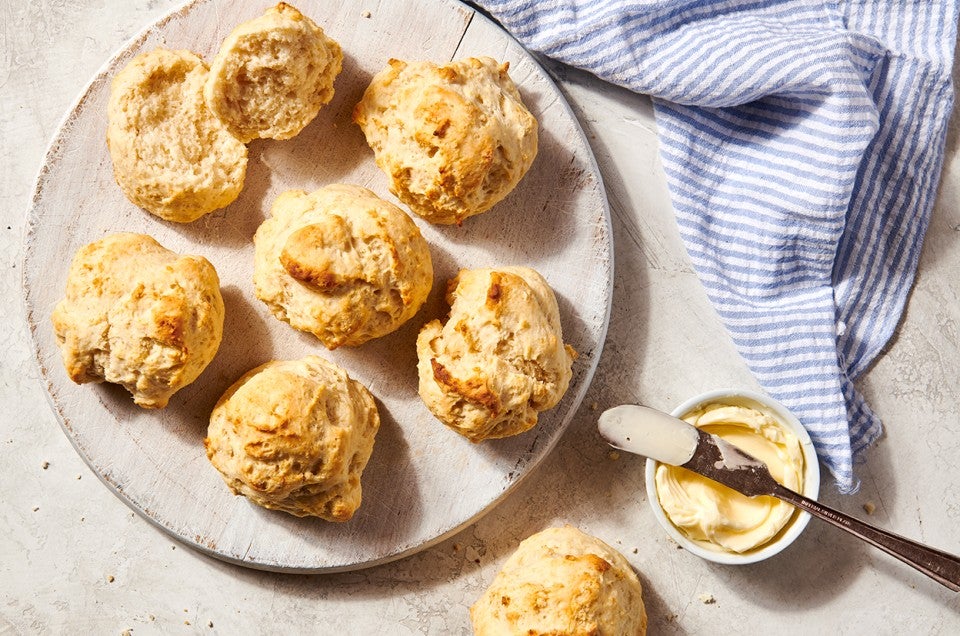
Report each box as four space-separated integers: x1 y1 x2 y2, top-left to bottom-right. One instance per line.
22 0 612 573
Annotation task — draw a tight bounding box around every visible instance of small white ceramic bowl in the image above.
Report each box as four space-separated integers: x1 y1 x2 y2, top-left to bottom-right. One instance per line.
644 388 820 564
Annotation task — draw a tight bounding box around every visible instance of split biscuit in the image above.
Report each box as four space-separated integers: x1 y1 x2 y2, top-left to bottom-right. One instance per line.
254 184 433 349
51 233 225 409
107 48 248 222
417 267 575 442
204 356 380 521
471 526 647 635
354 57 538 225
205 2 343 143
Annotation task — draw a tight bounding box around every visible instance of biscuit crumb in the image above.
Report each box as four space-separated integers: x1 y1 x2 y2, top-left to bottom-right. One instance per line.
863 501 876 515
77 474 82 480
699 593 716 605
632 548 638 554
32 506 39 512
42 461 49 469
466 544 483 563
121 630 132 636
208 621 214 628
185 621 191 626
107 575 115 583
453 543 461 552
590 401 598 411
149 615 155 621
608 451 620 461
362 10 372 18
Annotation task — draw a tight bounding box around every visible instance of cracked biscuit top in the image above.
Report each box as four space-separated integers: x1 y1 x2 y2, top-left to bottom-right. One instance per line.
354 57 538 225
471 526 647 635
416 267 575 442
51 233 224 408
254 184 433 349
205 356 379 521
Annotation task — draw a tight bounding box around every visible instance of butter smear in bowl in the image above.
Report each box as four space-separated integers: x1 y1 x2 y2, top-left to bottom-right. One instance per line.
644 389 820 564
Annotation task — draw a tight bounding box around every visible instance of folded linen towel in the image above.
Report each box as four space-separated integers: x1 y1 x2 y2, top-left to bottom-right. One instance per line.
475 0 959 491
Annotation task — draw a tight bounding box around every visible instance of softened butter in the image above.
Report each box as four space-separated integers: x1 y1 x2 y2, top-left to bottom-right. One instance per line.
654 402 804 554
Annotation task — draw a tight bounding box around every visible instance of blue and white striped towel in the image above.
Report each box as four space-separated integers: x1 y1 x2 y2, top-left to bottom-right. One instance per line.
476 0 959 491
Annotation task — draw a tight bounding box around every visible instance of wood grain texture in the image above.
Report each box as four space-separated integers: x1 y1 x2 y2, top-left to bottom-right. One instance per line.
21 0 611 572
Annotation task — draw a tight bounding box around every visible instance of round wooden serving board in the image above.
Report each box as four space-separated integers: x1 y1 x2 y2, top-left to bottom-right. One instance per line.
22 0 612 572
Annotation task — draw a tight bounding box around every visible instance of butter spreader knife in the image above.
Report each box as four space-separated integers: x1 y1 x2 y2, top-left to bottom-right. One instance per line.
598 404 960 592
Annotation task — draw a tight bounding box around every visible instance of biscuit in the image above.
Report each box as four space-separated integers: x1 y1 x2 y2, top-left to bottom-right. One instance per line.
205 3 343 143
51 233 225 409
471 526 647 636
354 57 538 225
204 356 380 521
254 184 433 349
416 267 575 441
107 48 248 222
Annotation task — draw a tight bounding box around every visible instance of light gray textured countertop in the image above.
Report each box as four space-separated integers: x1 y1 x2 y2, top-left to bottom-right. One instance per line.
3 1 960 633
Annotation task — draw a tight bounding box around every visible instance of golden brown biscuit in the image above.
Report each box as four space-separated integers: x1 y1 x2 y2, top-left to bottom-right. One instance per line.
254 184 433 349
51 233 224 409
204 356 379 521
205 3 343 143
417 267 575 441
471 526 647 636
107 48 248 222
353 57 538 225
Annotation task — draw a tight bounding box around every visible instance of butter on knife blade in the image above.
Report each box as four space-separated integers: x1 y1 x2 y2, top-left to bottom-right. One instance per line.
598 404 698 466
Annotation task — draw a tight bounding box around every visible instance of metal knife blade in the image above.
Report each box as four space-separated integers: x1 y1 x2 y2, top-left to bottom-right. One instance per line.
681 428 780 498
